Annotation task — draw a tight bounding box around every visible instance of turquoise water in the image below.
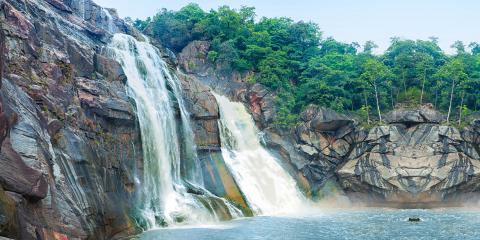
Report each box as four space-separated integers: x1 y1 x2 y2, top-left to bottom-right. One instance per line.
139 208 480 240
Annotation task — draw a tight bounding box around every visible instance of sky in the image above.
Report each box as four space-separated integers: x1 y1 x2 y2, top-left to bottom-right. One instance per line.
95 0 479 54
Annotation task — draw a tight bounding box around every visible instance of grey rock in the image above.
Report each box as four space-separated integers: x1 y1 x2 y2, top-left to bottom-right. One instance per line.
0 0 142 238
384 106 445 125
301 105 353 132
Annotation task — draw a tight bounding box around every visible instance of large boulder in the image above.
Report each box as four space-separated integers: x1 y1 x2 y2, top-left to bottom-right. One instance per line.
301 105 354 132
178 41 212 75
384 106 445 125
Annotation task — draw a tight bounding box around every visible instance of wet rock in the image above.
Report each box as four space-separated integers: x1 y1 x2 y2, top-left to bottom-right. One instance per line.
245 83 277 126
0 138 48 201
76 77 135 125
94 53 127 83
179 74 221 148
1 0 142 238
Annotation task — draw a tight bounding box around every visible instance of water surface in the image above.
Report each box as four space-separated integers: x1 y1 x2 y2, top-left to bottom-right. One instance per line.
140 208 480 240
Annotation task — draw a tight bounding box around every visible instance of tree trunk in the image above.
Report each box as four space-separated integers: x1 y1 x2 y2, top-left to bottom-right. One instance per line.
446 78 455 123
420 68 426 104
458 91 465 125
390 86 394 109
373 80 382 122
364 92 370 124
403 71 407 95
434 89 438 109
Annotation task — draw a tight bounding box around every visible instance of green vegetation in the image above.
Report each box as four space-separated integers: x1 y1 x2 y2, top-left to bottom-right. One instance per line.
133 4 480 127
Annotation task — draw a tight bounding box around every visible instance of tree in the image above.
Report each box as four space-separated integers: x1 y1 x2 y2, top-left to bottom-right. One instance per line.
143 3 476 124
435 59 468 123
451 41 466 55
415 53 434 104
363 41 378 54
149 4 206 51
360 58 391 122
469 42 480 55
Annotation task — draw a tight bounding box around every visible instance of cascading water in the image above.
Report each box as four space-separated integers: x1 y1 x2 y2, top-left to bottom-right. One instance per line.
107 33 239 228
214 93 307 215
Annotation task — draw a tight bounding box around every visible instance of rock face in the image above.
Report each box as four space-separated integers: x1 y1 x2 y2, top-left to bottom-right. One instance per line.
294 105 358 195
294 105 480 203
1 0 142 238
384 106 445 125
177 73 251 215
336 109 480 202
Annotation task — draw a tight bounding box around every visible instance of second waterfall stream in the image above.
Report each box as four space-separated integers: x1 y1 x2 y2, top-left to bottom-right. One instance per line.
214 93 307 215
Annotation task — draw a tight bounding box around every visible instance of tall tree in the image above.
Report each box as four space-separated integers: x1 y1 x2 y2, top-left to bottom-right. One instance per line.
469 42 480 55
415 53 434 104
360 58 391 122
363 41 378 54
451 41 466 55
435 59 468 123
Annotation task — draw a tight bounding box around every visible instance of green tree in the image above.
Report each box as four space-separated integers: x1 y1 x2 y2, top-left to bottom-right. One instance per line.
360 58 392 122
435 59 468 123
363 41 378 54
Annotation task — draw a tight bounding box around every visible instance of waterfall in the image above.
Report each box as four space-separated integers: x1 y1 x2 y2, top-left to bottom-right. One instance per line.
214 93 307 215
107 34 238 228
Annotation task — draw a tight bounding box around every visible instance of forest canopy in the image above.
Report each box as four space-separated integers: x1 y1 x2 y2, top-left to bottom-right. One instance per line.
130 4 480 126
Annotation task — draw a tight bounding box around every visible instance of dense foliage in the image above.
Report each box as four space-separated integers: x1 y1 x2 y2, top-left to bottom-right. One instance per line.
132 4 480 126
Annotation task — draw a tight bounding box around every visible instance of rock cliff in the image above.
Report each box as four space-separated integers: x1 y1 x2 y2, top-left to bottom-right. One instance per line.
295 106 480 204
1 0 141 238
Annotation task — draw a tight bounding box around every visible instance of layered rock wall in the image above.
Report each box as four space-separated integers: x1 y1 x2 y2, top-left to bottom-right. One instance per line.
1 0 142 238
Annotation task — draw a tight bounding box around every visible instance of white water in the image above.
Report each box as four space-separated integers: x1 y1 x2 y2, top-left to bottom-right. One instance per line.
108 33 223 228
214 93 307 215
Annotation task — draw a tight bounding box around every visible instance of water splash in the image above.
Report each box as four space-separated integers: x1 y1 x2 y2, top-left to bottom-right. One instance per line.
214 93 307 215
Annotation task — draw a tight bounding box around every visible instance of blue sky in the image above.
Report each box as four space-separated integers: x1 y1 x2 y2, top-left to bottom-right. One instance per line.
95 0 479 54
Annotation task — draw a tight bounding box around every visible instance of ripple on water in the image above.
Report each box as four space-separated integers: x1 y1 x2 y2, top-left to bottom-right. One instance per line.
139 208 480 240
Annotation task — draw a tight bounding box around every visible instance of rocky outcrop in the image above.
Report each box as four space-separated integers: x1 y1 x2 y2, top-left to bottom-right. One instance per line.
293 105 358 195
293 106 480 203
178 41 212 76
384 105 445 125
1 0 142 238
289 105 480 203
